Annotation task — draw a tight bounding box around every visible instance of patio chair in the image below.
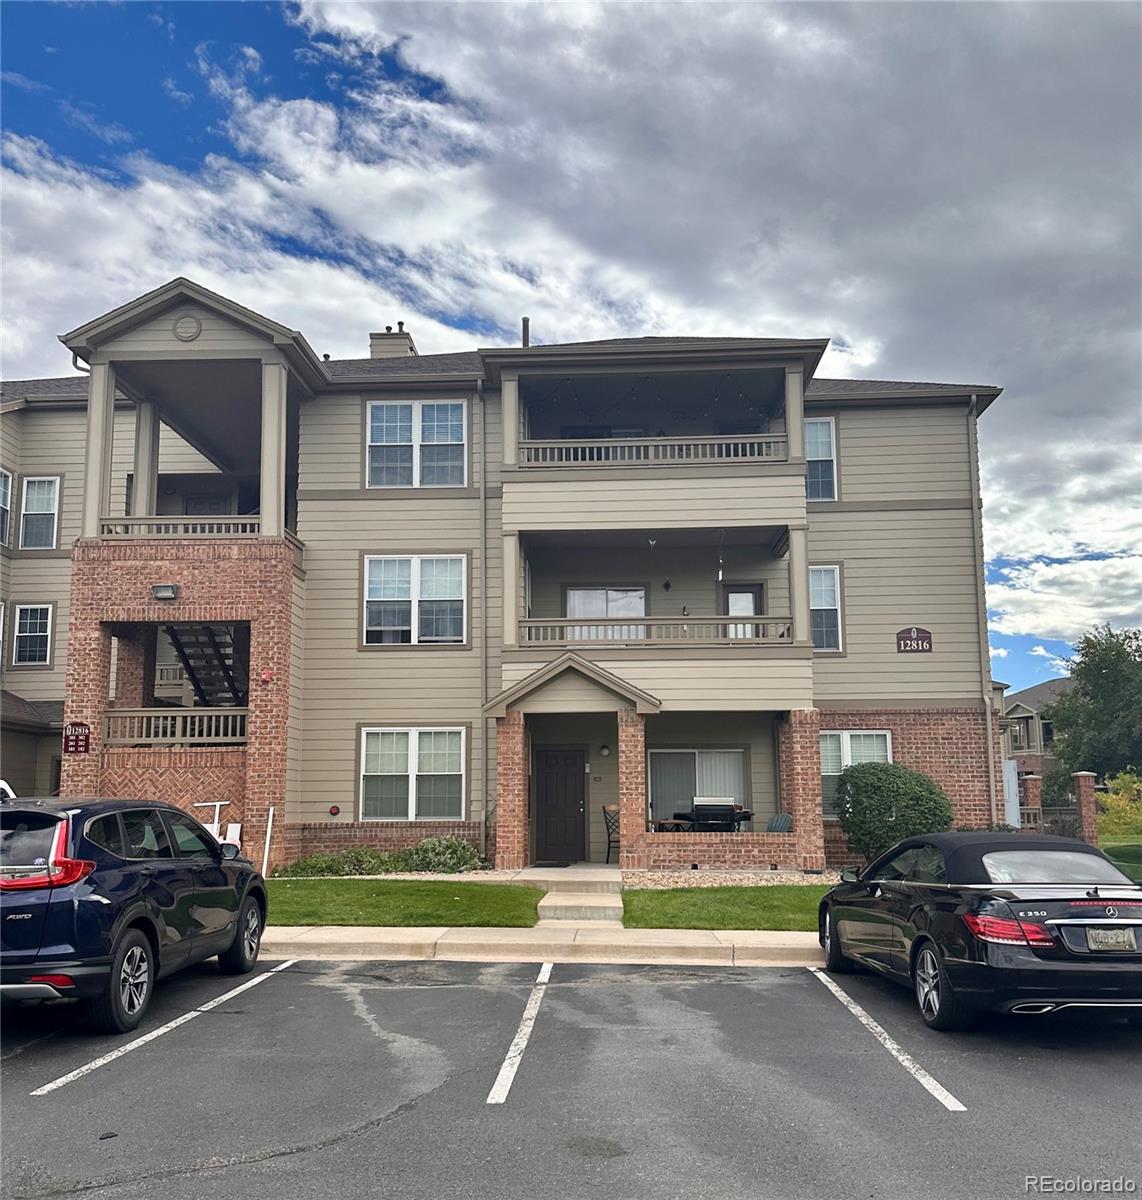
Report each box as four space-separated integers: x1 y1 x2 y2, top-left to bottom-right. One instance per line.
603 805 620 863
766 812 794 833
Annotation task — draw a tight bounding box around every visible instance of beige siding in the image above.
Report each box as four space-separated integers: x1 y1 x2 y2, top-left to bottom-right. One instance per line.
98 305 273 357
808 507 984 703
513 670 634 714
4 561 70 700
1 729 39 794
502 470 806 532
815 405 973 503
502 654 813 710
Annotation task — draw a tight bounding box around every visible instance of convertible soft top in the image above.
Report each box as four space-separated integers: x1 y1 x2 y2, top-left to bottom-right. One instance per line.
905 832 1110 885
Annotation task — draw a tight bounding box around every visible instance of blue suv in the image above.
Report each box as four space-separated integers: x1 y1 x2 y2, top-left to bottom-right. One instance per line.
1 799 267 1033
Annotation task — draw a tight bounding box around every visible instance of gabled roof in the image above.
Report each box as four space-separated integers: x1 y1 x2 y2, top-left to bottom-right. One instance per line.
1005 677 1074 714
326 351 483 381
483 653 661 717
1 691 65 732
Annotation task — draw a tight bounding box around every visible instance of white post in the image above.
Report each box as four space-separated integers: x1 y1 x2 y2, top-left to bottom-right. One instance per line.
131 400 160 517
261 805 275 876
785 365 804 460
81 362 116 537
260 362 288 537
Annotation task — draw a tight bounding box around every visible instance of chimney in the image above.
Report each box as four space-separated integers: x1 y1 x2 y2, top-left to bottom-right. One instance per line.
369 320 418 358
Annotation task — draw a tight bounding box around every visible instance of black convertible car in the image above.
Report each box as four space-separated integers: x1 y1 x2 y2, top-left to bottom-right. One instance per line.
819 832 1142 1031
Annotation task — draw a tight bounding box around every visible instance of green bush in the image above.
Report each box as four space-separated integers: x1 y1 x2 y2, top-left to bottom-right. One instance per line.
1098 771 1142 836
1043 811 1083 840
1041 765 1074 807
273 836 482 878
836 761 953 862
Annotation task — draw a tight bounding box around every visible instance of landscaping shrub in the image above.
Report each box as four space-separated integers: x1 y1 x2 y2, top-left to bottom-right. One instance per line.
1041 765 1074 807
1098 771 1142 836
836 761 953 862
273 836 481 878
1042 811 1083 840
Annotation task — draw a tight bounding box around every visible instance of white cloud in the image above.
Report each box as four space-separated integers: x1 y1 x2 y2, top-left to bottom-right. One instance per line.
989 646 1009 659
162 78 193 107
58 101 133 146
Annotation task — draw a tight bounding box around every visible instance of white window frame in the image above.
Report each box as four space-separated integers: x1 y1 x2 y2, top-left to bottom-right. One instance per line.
359 726 466 821
366 399 468 488
12 603 53 666
805 417 837 502
809 564 843 652
819 729 893 819
19 476 60 550
362 554 467 645
0 468 12 547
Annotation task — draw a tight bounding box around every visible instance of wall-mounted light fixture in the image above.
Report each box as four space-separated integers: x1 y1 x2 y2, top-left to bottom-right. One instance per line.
151 583 180 602
662 580 672 592
599 744 611 757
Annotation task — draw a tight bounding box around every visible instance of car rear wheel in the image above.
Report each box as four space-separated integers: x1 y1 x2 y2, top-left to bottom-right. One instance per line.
218 895 262 975
87 929 154 1034
822 907 856 973
912 941 974 1032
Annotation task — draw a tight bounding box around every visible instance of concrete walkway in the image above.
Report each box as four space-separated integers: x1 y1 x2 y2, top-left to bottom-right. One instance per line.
262 924 823 967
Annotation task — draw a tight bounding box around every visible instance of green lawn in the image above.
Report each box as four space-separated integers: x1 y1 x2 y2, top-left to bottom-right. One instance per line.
1101 836 1142 881
266 879 544 927
622 885 830 931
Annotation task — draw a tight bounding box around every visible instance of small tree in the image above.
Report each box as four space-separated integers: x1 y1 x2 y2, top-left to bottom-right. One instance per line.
837 762 953 863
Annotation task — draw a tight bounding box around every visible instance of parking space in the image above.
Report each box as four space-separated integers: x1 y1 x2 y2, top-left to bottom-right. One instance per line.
3 960 1139 1200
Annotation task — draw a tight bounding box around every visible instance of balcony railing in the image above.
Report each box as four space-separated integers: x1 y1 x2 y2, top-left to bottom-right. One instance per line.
519 616 793 646
518 434 789 468
156 666 187 683
104 707 248 747
99 517 261 538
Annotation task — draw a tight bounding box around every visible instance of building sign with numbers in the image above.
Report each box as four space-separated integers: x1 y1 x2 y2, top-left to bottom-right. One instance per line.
896 627 933 653
63 722 92 754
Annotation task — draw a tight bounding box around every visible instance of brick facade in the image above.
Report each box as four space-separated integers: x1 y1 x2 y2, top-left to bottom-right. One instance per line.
285 821 483 859
1073 772 1098 845
100 748 247 821
60 538 298 865
776 709 826 870
617 708 648 869
494 710 528 869
1019 774 1042 829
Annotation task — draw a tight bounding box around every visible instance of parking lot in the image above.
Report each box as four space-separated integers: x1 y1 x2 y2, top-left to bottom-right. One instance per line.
3 957 1140 1200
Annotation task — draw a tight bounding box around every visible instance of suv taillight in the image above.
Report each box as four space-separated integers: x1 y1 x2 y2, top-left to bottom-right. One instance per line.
963 913 1055 946
0 819 95 891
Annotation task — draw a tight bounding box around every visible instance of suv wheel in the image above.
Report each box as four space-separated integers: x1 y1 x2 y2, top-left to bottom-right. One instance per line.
218 895 262 975
87 929 154 1034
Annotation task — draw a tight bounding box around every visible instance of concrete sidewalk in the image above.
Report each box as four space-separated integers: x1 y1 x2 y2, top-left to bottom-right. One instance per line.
262 924 823 967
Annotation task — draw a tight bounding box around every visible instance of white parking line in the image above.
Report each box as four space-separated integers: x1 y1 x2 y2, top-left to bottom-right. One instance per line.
809 968 966 1112
486 962 553 1105
30 960 298 1097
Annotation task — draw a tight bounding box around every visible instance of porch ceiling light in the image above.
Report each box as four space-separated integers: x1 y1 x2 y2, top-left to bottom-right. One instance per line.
151 583 180 602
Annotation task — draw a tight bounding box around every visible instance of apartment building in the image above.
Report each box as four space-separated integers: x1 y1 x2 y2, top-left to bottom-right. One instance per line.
0 278 1003 870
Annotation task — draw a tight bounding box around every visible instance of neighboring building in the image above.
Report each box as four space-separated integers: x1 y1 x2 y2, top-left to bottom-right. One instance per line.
0 278 1004 869
1000 677 1074 778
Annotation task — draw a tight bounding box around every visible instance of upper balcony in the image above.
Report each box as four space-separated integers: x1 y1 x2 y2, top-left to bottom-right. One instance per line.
500 363 807 533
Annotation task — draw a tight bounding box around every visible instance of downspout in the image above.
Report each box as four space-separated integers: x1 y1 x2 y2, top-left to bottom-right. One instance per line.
968 395 999 825
478 376 490 859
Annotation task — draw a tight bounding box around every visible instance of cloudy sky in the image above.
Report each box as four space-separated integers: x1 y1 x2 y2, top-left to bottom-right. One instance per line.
2 1 1139 690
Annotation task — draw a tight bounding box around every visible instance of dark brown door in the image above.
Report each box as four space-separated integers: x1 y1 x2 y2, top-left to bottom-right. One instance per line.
534 748 586 863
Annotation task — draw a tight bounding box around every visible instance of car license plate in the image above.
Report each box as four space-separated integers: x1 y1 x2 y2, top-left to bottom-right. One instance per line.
1086 927 1137 952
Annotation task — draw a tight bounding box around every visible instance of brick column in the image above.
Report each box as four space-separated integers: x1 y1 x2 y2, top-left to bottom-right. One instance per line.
778 708 825 870
1073 772 1098 845
60 614 113 797
494 710 528 869
617 707 647 868
112 625 156 708
1019 774 1042 830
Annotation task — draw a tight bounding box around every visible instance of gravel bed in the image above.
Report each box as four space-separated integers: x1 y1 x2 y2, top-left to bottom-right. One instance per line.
622 869 840 889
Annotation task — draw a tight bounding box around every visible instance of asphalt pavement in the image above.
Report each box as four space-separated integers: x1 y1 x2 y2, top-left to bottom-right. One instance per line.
2 958 1139 1200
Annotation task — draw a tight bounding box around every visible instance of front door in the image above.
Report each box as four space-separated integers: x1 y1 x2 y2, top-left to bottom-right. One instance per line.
534 748 586 863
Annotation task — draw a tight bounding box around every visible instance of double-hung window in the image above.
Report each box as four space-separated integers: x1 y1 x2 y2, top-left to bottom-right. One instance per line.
805 418 836 501
809 565 842 650
363 555 466 645
20 477 60 549
360 727 465 820
367 401 466 487
12 604 52 665
819 730 892 818
0 469 11 546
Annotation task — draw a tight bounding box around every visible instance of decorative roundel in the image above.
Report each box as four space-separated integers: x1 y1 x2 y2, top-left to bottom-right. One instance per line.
172 312 203 342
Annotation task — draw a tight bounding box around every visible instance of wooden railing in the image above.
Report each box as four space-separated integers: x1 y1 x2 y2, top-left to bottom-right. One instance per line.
518 434 788 467
519 616 793 646
99 517 261 538
104 708 248 746
156 666 186 683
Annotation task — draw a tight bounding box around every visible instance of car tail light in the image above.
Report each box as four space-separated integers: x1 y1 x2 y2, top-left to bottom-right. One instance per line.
963 913 1055 946
0 819 95 892
29 974 75 989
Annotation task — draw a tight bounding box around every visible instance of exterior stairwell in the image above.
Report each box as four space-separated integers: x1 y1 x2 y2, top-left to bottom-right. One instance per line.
530 867 625 926
163 623 249 708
